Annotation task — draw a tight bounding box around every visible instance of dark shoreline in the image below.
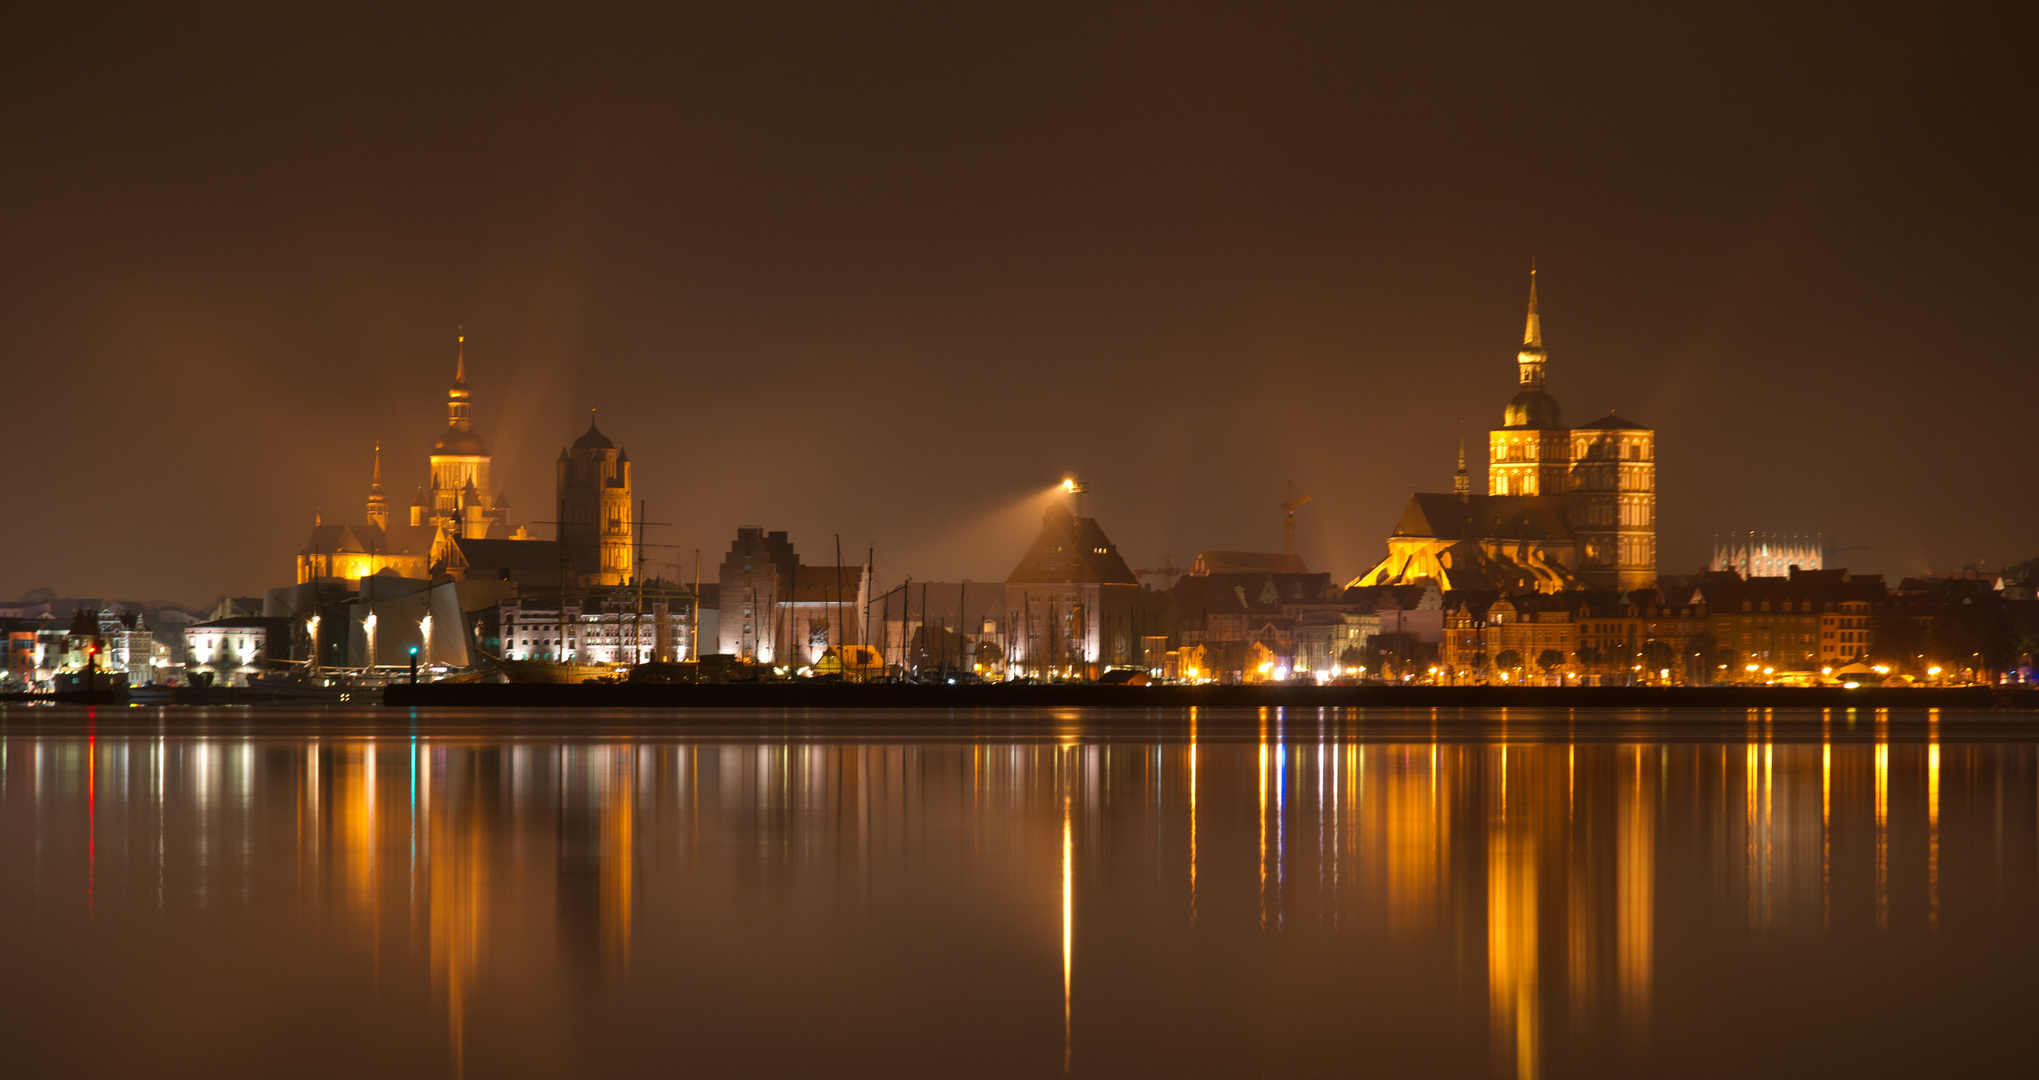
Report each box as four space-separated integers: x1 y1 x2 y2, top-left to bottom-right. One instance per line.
378 682 2036 711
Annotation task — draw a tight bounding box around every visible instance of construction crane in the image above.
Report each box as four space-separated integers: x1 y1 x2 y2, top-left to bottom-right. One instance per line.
1283 481 1314 560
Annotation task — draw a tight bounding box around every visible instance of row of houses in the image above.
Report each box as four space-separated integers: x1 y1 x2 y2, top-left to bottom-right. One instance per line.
1440 567 2030 684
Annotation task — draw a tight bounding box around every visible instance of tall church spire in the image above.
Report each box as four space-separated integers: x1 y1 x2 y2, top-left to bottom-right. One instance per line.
454 326 468 387
447 327 473 431
1516 262 1547 389
1453 436 1470 501
366 442 389 529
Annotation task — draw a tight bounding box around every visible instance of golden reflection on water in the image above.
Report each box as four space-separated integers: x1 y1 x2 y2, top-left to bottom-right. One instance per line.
1 713 2028 1078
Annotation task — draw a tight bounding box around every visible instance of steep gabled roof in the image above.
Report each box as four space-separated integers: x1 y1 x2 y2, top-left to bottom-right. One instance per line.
1006 503 1138 585
1392 493 1575 544
299 521 434 557
1575 413 1651 431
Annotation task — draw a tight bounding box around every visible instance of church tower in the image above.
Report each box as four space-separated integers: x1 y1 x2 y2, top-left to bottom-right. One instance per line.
557 413 634 587
1488 267 1570 496
1568 416 1656 592
427 329 505 558
365 443 388 530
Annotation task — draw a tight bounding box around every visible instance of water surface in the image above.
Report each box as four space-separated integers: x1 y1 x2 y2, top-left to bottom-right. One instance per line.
1 706 2033 1078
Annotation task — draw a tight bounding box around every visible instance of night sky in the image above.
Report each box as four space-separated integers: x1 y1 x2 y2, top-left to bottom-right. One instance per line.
3 3 2033 603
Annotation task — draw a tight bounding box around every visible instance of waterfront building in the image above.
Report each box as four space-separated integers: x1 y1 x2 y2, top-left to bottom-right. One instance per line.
1356 268 1656 594
1687 567 1885 679
499 593 688 665
1443 597 1579 683
1165 569 1367 680
1004 500 1140 677
1821 599 1873 666
1572 596 1711 683
182 617 277 686
715 528 869 664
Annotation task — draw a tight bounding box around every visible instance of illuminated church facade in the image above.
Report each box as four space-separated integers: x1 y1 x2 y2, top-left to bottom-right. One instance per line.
1354 270 1656 594
297 332 511 586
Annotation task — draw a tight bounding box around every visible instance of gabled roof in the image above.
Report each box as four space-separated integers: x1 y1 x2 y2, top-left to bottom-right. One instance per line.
1392 493 1576 544
1575 413 1651 431
1006 504 1138 585
300 521 434 557
1191 550 1309 575
1173 572 1340 613
450 537 565 577
786 565 868 602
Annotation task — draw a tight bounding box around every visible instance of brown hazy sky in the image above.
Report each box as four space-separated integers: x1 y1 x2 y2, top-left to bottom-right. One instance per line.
3 2 2034 604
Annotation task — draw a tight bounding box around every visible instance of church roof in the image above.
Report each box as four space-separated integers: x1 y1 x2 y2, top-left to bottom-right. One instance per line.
300 522 434 557
449 537 563 579
1006 503 1138 585
1391 493 1576 544
1501 388 1564 430
1575 413 1651 431
433 427 490 456
572 416 615 450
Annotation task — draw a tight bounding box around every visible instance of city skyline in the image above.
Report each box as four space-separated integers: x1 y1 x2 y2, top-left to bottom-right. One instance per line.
4 4 2034 604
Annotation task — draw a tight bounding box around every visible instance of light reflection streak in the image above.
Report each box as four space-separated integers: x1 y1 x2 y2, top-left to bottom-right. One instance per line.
86 730 95 915
1618 746 1653 1048
1929 715 1940 929
1488 746 1538 1080
1258 738 1267 930
1062 769 1073 1074
1822 739 1831 928
1188 712 1198 923
1875 734 1889 930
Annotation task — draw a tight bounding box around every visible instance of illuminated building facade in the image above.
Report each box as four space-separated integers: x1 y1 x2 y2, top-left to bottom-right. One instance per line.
556 416 633 587
1821 599 1872 666
296 444 435 585
425 332 508 561
499 595 688 664
1712 531 1823 578
1358 269 1657 594
1004 500 1141 676
715 528 869 664
1442 597 1578 682
182 618 274 686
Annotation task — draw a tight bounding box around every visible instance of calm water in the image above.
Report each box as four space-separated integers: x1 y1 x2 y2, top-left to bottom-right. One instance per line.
2 706 2036 1079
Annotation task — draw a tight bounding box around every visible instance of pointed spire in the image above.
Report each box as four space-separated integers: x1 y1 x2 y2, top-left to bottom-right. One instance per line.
1453 434 1470 501
366 443 390 529
1523 260 1542 348
454 326 467 386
